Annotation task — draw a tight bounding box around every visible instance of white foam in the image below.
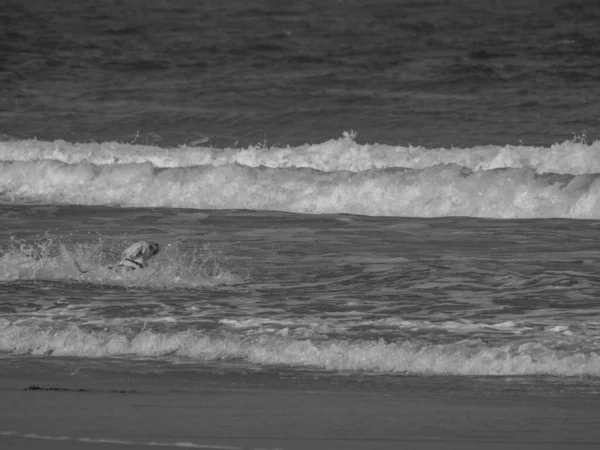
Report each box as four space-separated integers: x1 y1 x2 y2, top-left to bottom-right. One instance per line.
1 319 599 376
2 159 600 218
2 134 600 174
4 136 600 218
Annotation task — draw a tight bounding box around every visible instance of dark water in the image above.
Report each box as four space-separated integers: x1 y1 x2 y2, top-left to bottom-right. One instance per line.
2 0 600 147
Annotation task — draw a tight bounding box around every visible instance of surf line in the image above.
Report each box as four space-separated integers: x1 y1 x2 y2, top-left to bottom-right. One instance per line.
0 430 281 450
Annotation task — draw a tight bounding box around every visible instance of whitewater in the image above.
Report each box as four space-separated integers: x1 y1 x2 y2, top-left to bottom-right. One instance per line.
2 134 600 218
2 180 600 378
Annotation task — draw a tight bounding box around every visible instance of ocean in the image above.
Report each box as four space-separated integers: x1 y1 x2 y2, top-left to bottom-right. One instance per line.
2 1 600 448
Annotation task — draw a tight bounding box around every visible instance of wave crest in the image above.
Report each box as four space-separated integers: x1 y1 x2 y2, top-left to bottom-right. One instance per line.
2 134 599 174
3 136 600 218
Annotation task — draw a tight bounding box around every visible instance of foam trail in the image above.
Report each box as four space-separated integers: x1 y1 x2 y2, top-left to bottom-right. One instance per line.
0 431 253 449
1 320 599 377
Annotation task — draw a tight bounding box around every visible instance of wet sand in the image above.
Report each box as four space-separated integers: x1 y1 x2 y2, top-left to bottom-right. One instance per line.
1 359 599 450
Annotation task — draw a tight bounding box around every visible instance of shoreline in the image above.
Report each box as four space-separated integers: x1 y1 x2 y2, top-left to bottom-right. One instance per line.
1 359 599 450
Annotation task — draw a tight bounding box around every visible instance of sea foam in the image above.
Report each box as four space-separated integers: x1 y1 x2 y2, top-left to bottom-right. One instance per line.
1 319 599 377
2 136 600 218
1 134 599 174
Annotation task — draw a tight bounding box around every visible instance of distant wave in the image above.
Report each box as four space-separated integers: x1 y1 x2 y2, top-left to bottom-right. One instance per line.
2 135 600 218
1 319 599 377
2 133 599 174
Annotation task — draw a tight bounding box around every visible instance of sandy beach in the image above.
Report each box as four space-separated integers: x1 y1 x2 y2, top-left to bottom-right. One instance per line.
1 358 599 450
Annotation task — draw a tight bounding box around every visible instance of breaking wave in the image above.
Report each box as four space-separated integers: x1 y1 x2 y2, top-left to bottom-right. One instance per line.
1 133 598 174
2 135 600 218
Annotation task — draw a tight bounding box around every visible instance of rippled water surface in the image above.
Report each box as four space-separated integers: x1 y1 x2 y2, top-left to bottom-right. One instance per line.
2 0 600 146
2 206 600 377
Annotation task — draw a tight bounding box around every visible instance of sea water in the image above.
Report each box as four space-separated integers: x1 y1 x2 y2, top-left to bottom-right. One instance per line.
2 0 600 418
